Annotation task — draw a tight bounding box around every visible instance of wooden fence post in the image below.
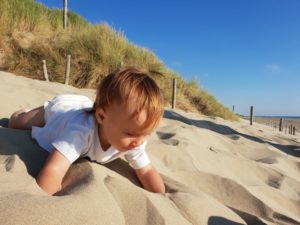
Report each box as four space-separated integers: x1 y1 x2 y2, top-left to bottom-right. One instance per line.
63 0 68 30
42 60 49 82
172 78 176 109
250 106 253 125
0 49 4 67
293 126 296 135
64 54 71 85
279 118 283 132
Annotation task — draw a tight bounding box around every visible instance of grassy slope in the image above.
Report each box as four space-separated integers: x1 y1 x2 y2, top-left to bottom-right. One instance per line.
0 0 238 120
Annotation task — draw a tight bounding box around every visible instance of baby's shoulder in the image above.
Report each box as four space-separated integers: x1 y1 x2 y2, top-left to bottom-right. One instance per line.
65 109 96 133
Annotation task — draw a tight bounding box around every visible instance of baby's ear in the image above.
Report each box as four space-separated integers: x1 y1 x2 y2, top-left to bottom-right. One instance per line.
95 108 105 124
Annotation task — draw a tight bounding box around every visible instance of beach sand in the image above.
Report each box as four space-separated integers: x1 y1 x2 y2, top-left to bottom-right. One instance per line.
252 117 300 134
0 71 300 225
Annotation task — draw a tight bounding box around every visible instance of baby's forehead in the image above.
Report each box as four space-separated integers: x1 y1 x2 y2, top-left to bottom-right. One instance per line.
108 100 160 130
110 99 143 113
122 104 148 124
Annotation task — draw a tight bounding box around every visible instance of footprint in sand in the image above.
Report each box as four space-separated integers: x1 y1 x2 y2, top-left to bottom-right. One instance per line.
208 146 236 157
228 134 241 141
1 155 15 171
209 146 218 153
156 131 176 139
266 173 284 189
156 131 180 146
255 157 278 164
162 139 180 146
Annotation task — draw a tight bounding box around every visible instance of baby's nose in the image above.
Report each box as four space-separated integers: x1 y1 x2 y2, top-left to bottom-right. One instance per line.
131 137 144 148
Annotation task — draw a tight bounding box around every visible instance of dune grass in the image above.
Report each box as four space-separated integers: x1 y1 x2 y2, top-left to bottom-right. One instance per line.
0 0 238 120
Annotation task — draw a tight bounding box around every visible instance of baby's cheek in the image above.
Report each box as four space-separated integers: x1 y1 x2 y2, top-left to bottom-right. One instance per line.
118 137 131 146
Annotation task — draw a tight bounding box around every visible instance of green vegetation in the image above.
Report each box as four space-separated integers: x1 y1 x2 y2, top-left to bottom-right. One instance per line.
0 0 238 120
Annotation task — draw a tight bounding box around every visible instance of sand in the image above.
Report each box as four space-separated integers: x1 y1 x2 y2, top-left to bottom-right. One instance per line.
252 117 300 134
0 71 300 225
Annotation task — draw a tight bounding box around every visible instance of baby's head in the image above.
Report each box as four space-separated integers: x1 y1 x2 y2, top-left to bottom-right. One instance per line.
94 66 164 151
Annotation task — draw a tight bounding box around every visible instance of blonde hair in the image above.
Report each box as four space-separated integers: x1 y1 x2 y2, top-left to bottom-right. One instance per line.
93 66 164 131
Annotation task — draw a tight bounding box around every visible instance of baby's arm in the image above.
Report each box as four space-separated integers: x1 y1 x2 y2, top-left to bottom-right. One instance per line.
135 165 165 193
36 149 71 195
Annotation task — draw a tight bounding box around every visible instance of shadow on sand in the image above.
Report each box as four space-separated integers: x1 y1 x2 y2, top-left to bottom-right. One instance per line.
208 216 245 225
0 127 48 176
164 110 300 158
0 123 142 193
0 118 9 127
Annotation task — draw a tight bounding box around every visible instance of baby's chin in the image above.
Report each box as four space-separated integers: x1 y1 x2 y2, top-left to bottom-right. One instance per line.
118 145 136 152
119 147 132 152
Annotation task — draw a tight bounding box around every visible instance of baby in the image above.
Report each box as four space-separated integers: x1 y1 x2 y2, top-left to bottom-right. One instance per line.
8 67 165 194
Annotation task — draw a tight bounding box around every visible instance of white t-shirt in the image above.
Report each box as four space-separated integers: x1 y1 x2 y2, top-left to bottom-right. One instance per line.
31 94 150 169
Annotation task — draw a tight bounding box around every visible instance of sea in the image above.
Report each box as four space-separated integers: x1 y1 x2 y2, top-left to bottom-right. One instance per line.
255 116 300 120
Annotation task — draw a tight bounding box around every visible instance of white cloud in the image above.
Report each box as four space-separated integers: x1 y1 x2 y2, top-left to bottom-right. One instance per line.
265 64 281 71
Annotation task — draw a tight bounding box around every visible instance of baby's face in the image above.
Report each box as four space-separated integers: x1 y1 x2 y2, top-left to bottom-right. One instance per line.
96 103 154 152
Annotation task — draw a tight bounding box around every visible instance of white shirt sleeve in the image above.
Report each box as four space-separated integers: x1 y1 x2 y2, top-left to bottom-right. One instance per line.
51 123 90 163
124 141 150 169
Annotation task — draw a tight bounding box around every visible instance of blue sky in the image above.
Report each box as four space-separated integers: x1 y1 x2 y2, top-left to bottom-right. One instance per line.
35 0 300 116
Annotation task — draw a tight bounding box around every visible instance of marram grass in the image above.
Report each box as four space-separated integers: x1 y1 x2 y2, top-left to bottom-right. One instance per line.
0 0 238 121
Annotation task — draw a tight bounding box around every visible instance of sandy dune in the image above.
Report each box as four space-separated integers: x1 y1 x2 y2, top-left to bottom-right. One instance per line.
0 71 300 225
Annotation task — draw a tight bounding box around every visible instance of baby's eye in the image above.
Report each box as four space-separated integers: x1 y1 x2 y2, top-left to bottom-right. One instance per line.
124 131 150 138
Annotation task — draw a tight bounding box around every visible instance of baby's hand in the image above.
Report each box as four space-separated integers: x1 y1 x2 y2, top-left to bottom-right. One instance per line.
135 164 165 193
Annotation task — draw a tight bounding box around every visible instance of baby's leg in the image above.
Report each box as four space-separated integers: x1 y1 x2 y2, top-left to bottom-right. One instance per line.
8 106 45 129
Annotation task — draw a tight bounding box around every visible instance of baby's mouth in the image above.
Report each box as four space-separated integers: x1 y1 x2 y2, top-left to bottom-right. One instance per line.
120 146 135 151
